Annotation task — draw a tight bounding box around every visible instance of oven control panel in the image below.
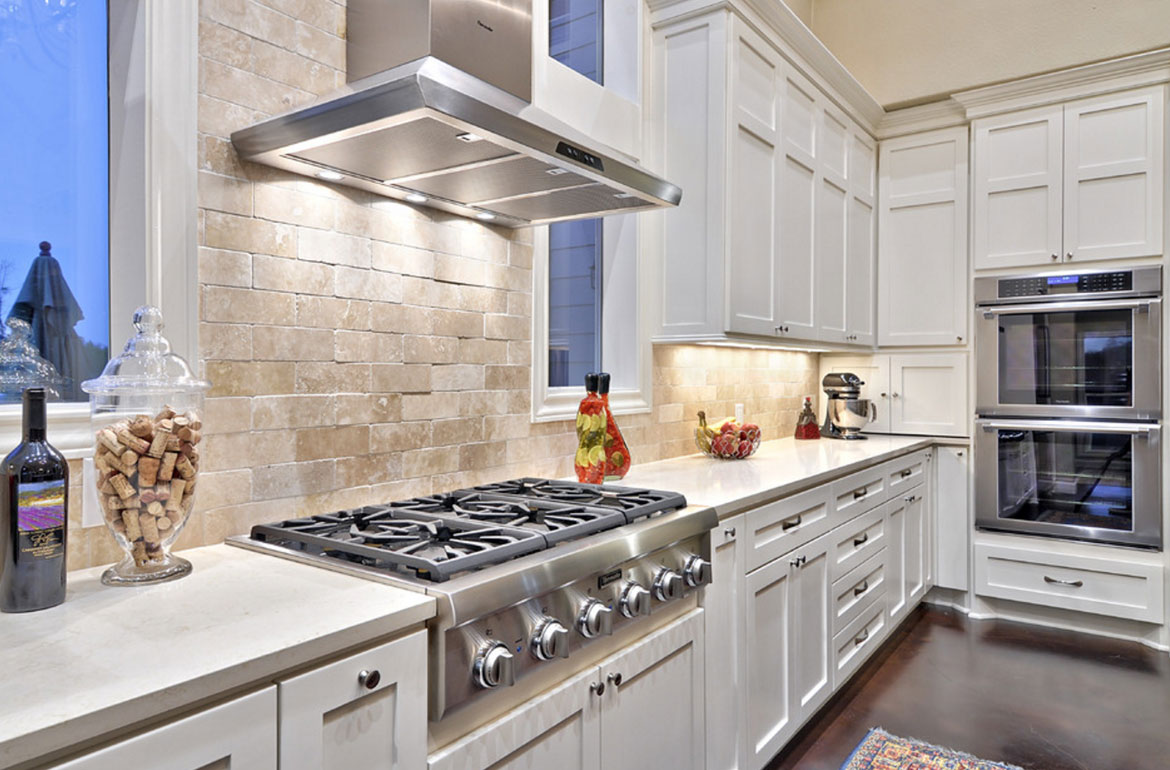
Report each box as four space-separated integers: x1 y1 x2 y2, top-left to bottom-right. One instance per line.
997 270 1133 298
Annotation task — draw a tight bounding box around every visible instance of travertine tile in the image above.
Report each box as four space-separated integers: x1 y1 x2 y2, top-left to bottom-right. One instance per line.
206 361 296 397
253 254 334 295
201 0 298 51
199 17 253 69
372 243 434 277
298 296 370 330
254 183 336 230
205 211 296 258
335 265 403 302
200 322 252 361
402 393 461 421
195 469 253 511
370 363 432 394
200 57 311 117
431 364 486 392
204 397 253 434
336 393 402 425
200 247 253 287
252 325 334 361
252 460 336 500
252 394 336 429
296 362 372 394
295 425 369 462
204 286 297 325
370 422 433 453
250 38 338 96
295 19 345 69
484 314 529 340
198 171 253 216
336 452 403 488
403 335 461 364
372 304 432 335
298 226 371 268
402 446 461 478
432 417 485 446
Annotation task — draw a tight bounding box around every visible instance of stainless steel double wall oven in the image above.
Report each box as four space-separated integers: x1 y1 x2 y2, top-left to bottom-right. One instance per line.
974 267 1162 548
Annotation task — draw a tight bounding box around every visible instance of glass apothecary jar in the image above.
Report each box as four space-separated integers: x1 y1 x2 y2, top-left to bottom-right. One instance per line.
82 306 209 586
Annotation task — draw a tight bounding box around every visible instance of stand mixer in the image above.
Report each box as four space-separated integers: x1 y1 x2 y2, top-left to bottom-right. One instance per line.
820 373 877 440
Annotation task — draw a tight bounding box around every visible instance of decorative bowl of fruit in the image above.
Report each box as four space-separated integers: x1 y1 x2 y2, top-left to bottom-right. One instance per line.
695 411 761 460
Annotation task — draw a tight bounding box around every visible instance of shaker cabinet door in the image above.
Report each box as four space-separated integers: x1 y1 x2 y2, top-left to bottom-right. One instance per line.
745 555 795 769
49 687 277 770
888 354 968 437
278 630 427 770
789 537 833 725
972 105 1064 270
704 517 748 770
1063 86 1164 263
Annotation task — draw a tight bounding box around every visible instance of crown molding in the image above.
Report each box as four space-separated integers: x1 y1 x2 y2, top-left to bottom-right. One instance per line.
876 98 968 140
953 47 1170 119
648 0 884 134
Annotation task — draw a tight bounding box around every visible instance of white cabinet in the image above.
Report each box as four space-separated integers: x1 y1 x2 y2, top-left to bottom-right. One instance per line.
49 688 277 770
934 446 970 591
878 127 969 346
973 85 1165 269
429 612 704 770
279 629 428 770
598 611 706 770
704 517 747 770
887 482 930 624
652 10 877 347
821 353 968 437
744 536 830 770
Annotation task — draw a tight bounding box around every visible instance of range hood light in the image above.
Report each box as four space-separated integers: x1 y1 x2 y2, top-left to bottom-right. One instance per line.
316 170 344 182
546 168 569 176
456 132 483 143
475 211 496 221
405 192 428 204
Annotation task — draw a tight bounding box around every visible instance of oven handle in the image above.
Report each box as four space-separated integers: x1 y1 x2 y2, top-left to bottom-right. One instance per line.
978 420 1160 438
980 298 1159 317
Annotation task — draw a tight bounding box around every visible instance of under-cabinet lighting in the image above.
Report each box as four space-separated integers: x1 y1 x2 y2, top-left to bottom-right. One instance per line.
405 193 428 204
475 211 496 221
693 340 831 354
316 170 344 181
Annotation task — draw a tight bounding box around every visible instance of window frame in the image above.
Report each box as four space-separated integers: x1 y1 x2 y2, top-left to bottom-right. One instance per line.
531 214 652 422
0 0 199 460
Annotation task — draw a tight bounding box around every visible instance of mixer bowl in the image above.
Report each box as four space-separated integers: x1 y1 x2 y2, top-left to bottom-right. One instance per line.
828 398 877 432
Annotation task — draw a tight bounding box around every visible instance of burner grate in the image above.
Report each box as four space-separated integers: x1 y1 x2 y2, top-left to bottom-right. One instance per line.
251 507 544 582
391 492 627 543
469 478 687 522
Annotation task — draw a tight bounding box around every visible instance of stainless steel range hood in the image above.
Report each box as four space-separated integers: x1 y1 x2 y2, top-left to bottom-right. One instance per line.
230 0 681 227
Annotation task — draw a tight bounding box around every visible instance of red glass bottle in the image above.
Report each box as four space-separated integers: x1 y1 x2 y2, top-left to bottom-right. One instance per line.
794 397 820 440
597 373 631 480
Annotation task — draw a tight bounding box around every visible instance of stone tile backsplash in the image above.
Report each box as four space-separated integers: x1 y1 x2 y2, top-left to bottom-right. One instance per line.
64 0 819 570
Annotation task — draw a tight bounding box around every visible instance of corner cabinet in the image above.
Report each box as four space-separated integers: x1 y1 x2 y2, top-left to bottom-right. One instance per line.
972 85 1165 269
650 9 876 347
877 127 969 347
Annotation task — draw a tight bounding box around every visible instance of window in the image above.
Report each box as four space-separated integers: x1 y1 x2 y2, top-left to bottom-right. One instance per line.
532 1 650 421
0 1 197 460
0 1 110 402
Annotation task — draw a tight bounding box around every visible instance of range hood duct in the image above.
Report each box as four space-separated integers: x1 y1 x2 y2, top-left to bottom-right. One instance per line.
230 0 681 227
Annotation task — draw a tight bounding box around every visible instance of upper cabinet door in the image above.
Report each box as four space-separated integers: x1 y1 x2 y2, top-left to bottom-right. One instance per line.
815 103 851 344
972 105 1064 269
776 66 821 340
878 127 969 347
846 128 877 346
888 353 969 437
1063 86 1165 263
727 22 784 337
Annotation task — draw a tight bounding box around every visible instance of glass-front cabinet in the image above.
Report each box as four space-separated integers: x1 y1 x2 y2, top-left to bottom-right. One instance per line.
975 420 1161 548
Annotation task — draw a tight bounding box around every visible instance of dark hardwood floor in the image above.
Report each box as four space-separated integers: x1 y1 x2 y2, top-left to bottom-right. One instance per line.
766 605 1170 770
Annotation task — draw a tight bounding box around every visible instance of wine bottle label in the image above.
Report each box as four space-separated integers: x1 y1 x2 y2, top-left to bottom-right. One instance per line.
16 479 65 560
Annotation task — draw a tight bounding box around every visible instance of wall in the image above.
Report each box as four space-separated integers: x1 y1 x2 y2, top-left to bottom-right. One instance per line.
63 0 818 571
809 0 1170 107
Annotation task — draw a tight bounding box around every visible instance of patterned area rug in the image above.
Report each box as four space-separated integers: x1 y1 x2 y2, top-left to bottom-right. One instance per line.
842 728 1024 770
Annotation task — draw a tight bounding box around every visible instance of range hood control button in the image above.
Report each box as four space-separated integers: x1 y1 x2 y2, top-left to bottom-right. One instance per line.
532 620 570 661
474 642 515 689
684 556 712 588
620 582 652 618
578 599 614 639
654 569 683 602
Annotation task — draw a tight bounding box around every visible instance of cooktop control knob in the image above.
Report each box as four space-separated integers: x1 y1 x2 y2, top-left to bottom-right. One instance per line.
578 599 614 639
654 568 683 602
684 555 712 588
620 582 652 618
474 642 515 689
532 619 570 661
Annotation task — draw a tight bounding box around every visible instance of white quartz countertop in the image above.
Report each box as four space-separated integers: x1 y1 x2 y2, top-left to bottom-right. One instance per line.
0 544 435 768
621 435 937 518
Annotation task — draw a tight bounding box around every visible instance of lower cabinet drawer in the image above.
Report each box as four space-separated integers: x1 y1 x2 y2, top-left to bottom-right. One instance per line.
974 541 1165 624
832 548 886 635
829 505 886 581
832 599 887 688
745 484 835 572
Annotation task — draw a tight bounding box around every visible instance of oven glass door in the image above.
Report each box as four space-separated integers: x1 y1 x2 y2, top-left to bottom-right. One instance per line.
975 420 1161 548
976 299 1160 419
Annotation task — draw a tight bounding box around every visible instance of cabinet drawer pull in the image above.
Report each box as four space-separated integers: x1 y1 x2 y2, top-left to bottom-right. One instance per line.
723 526 737 538
903 495 917 503
790 555 807 568
358 669 381 690
1044 575 1084 588
781 515 802 531
853 489 868 500
853 580 869 596
854 629 870 646
853 533 869 547
900 469 913 478
607 672 623 687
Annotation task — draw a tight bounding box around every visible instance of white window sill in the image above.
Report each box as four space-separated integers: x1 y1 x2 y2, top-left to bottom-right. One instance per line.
0 403 93 460
531 388 652 423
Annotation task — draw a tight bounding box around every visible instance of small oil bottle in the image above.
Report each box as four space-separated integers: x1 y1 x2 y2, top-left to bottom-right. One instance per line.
794 397 820 440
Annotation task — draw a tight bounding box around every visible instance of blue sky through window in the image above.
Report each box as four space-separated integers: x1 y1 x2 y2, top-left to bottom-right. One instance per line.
0 1 110 398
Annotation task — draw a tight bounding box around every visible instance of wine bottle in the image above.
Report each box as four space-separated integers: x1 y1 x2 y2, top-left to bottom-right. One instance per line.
0 388 68 612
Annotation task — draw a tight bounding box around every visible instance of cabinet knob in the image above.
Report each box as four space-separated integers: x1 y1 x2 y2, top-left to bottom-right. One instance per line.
957 451 964 457
590 681 606 696
607 672 623 687
880 392 888 398
723 526 737 538
892 392 900 398
1051 253 1059 261
358 669 381 690
1066 252 1074 260
956 336 963 342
